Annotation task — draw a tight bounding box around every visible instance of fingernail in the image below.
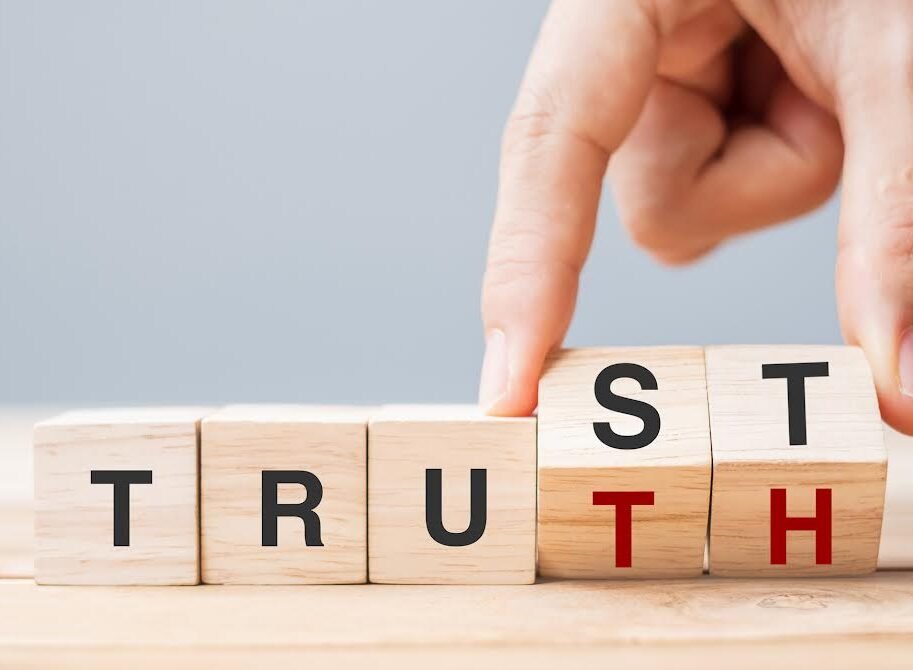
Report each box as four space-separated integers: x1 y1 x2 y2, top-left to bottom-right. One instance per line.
479 329 509 412
901 327 913 397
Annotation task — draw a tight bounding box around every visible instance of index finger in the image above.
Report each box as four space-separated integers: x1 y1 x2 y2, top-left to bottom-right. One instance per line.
480 0 659 415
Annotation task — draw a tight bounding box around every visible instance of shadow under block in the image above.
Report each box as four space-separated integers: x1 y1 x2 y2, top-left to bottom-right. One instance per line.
368 405 536 584
201 405 367 584
706 345 887 577
538 347 711 579
33 407 208 585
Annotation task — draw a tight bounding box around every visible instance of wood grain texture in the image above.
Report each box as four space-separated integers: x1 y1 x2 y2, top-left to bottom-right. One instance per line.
538 347 711 578
5 642 913 670
201 405 367 584
368 405 536 584
707 346 887 576
33 407 209 585
3 574 913 667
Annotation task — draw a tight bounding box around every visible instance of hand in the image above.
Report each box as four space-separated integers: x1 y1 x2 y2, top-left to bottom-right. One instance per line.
479 0 913 434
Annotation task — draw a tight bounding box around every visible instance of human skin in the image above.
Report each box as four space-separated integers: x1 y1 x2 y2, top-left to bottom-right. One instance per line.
478 0 913 434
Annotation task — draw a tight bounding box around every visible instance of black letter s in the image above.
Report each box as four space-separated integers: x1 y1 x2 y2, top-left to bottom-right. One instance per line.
593 363 661 450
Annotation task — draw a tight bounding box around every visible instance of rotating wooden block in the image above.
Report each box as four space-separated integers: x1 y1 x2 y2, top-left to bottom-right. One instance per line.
201 405 367 584
706 345 887 577
368 405 536 584
538 347 711 579
33 407 208 585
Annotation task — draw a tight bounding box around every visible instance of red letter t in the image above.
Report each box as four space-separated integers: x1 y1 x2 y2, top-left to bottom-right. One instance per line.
592 491 655 568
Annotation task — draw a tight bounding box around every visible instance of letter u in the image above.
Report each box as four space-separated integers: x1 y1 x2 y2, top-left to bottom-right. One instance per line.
424 468 487 547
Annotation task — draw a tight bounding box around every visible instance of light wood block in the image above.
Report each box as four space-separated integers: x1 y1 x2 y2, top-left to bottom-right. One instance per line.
368 405 535 584
33 407 208 585
538 347 711 578
201 405 367 584
707 345 887 577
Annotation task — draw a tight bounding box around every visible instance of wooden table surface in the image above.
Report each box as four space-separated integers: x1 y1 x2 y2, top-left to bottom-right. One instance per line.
2 407 913 668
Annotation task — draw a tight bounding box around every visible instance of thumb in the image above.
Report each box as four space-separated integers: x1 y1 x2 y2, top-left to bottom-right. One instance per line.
836 78 913 434
480 0 658 415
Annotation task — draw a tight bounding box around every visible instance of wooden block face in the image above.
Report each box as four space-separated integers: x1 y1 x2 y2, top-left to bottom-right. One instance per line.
33 407 207 585
368 405 536 584
201 405 367 584
538 347 711 579
707 345 887 577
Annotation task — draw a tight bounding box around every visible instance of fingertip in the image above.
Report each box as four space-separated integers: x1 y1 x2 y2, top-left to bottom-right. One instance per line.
877 391 913 436
853 324 913 436
478 329 542 417
479 259 579 419
481 387 539 418
478 329 509 412
881 327 913 435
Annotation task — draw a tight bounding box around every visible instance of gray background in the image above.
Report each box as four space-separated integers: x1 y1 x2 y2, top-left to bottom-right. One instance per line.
0 1 841 405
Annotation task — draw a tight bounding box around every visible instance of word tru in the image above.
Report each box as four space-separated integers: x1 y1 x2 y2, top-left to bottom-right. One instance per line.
91 468 488 550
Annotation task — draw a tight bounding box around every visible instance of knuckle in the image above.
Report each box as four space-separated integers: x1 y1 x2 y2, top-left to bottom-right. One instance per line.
878 218 913 278
622 205 715 265
839 203 913 298
652 244 716 267
484 252 578 299
625 206 672 252
870 170 913 268
799 146 843 206
487 213 584 281
501 93 563 159
805 172 841 208
501 82 598 161
623 203 682 254
483 257 545 302
482 237 580 316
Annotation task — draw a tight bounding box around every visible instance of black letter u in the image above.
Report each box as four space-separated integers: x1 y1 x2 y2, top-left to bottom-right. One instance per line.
425 468 487 547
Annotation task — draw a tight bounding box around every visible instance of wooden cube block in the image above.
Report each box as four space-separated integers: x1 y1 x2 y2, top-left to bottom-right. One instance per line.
33 407 208 585
706 345 887 576
201 405 367 584
368 405 536 584
538 347 711 579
